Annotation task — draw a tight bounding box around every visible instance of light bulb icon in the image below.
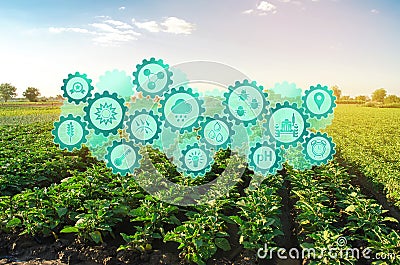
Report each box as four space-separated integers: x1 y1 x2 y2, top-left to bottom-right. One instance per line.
187 149 204 168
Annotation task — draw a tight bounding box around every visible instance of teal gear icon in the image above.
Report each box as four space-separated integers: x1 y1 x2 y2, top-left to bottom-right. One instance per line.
126 109 162 145
159 86 205 133
97 70 134 100
268 81 303 107
179 142 214 178
264 101 310 149
302 132 336 166
223 80 269 127
52 114 89 151
83 91 128 137
302 84 336 119
133 58 173 98
198 114 235 151
61 72 94 104
105 139 142 176
248 141 283 176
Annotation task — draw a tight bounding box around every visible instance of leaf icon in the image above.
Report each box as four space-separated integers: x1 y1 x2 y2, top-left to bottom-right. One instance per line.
67 122 75 143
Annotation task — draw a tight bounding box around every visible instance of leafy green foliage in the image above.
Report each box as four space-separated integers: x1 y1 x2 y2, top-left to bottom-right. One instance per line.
230 181 283 250
327 105 400 207
164 200 233 265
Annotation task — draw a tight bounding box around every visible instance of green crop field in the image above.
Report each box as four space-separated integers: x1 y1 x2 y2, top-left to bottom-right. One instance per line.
0 104 399 265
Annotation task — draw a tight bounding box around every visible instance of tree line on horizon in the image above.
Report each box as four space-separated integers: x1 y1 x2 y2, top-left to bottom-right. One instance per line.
331 85 400 104
0 83 63 102
0 83 399 105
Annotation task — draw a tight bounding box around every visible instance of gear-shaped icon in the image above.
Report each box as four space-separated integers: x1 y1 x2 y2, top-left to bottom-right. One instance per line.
52 114 89 151
159 86 205 133
105 139 142 176
133 58 173 98
264 101 310 149
83 91 128 137
198 114 235 151
248 141 283 176
223 80 269 127
61 72 94 104
302 132 336 166
268 81 303 107
179 142 214 178
97 70 134 100
302 84 336 119
126 109 162 145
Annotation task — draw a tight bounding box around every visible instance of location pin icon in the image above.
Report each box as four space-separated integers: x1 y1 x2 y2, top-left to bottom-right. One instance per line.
314 92 325 110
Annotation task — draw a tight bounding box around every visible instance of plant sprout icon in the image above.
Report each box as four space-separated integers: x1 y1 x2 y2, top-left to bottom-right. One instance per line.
66 122 74 143
143 69 165 90
70 82 85 94
187 149 204 168
208 121 224 143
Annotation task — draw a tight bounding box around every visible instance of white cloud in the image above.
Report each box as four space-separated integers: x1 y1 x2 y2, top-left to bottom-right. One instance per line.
257 1 277 14
132 17 195 35
119 6 126 11
48 16 195 47
132 20 161 33
161 17 195 35
49 27 91 34
49 19 140 47
370 9 380 14
103 19 133 29
242 9 254 14
243 1 277 15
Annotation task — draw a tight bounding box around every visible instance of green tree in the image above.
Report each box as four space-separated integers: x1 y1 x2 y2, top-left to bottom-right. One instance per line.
384 95 400 104
23 87 41 102
341 95 351 100
0 83 17 102
355 95 368 102
372 88 387 103
331 85 341 100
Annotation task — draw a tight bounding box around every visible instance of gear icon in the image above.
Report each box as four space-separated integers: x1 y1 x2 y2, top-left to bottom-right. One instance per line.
248 141 283 176
302 132 336 166
302 84 336 119
97 70 134 100
223 80 269 127
61 72 94 104
52 114 89 151
159 86 205 133
264 101 310 149
179 142 214 178
83 91 128 137
133 58 173 98
105 139 142 176
125 109 162 145
268 81 303 107
198 114 235 151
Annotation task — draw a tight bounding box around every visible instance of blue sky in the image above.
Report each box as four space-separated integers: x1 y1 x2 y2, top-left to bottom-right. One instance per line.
0 0 399 97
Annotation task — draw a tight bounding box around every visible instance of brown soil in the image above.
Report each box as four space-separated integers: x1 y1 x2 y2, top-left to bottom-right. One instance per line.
0 233 267 265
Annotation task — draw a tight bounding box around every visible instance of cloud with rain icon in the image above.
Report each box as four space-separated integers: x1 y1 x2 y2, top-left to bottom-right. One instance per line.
171 99 192 122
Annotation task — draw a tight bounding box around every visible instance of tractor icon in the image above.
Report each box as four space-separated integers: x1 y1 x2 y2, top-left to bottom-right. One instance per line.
275 113 298 138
